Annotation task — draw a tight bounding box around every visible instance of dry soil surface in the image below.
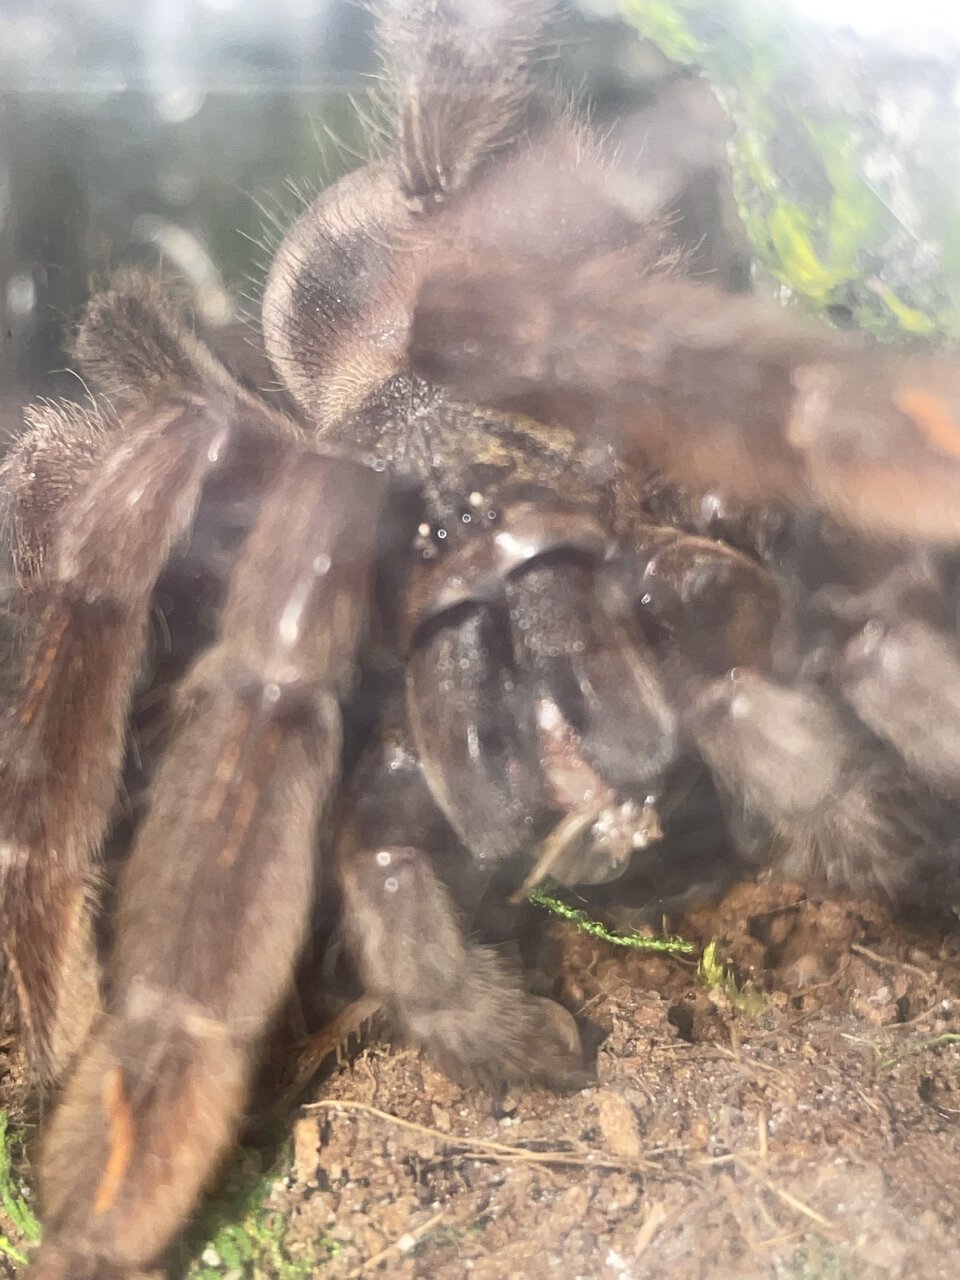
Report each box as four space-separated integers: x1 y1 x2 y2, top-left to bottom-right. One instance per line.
3 881 959 1279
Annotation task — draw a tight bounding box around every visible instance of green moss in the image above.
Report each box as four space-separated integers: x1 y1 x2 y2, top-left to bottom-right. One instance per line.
529 887 695 954
618 0 707 65
623 0 960 340
698 940 766 1016
180 1147 335 1280
0 1112 40 1268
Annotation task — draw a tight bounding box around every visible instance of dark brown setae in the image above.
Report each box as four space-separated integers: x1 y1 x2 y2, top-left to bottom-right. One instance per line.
2 1 960 1274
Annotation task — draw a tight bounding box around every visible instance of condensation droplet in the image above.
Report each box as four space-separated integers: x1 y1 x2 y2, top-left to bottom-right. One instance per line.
730 693 751 719
6 273 36 319
154 87 206 125
375 850 392 867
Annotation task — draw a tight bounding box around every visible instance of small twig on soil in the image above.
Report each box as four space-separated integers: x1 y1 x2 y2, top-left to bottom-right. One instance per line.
878 1032 960 1071
850 942 931 979
699 1150 765 1167
633 1202 668 1257
306 1098 657 1173
709 1044 791 1082
698 1117 834 1236
881 1001 951 1030
735 1160 835 1231
348 1208 446 1277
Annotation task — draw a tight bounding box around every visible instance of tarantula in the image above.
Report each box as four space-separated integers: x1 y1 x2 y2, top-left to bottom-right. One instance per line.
3 0 960 1274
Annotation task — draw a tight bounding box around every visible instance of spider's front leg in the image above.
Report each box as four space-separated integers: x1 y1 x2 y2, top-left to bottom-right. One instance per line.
0 395 235 1084
29 450 384 1279
337 712 586 1090
624 517 960 906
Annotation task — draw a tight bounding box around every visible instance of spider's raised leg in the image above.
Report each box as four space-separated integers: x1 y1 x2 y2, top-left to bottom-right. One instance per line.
409 255 960 545
30 450 384 1279
375 0 555 209
0 395 238 1084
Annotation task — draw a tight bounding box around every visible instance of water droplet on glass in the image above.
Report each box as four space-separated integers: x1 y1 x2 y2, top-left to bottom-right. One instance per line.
6 273 35 318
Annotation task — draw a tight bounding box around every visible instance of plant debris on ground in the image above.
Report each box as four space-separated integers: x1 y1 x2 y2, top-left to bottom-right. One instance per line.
2 881 959 1279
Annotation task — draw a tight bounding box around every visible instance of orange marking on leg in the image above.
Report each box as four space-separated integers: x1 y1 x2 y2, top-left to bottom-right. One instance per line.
217 779 261 869
216 723 282 868
200 706 251 823
18 610 70 727
896 387 960 460
93 1067 135 1216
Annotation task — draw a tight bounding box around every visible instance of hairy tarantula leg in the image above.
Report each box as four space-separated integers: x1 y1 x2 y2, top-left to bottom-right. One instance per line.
31 452 384 1278
74 271 297 437
0 400 112 581
378 0 555 207
340 835 586 1091
837 619 960 791
685 669 940 902
409 258 960 544
0 397 232 1084
337 712 495 910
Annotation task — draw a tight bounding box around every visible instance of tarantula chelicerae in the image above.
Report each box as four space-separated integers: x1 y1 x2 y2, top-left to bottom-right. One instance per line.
4 0 960 1274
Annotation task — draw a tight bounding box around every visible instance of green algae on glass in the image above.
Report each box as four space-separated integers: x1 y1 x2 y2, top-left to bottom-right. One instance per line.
623 0 960 341
0 1112 40 1268
529 888 695 954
